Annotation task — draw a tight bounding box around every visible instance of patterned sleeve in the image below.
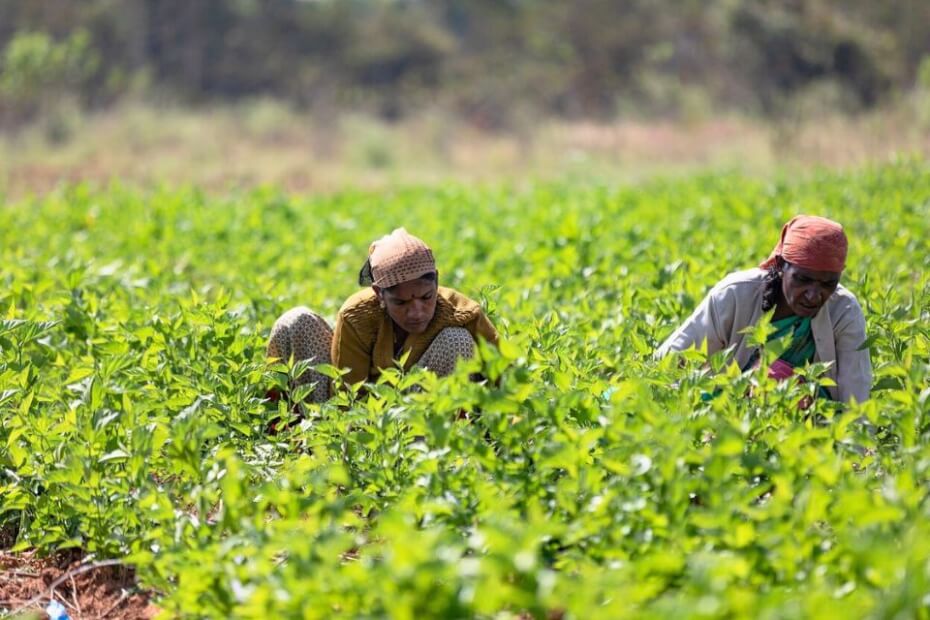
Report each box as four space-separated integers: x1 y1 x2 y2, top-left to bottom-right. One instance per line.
267 321 291 361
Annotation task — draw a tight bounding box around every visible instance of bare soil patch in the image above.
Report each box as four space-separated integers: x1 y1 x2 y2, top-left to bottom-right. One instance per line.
0 550 158 619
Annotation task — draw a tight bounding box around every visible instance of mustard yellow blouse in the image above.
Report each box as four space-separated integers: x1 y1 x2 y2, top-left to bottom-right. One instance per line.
332 286 498 385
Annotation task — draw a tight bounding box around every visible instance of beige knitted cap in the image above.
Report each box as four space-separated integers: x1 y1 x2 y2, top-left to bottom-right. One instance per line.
366 228 436 288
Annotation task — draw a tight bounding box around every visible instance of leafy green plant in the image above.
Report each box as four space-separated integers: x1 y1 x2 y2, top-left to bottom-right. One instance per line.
1 165 930 618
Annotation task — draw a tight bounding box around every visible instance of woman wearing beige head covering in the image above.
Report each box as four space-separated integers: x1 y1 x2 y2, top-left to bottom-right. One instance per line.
267 228 498 403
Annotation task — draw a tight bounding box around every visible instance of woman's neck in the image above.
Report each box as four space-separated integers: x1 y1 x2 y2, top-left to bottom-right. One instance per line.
392 321 408 356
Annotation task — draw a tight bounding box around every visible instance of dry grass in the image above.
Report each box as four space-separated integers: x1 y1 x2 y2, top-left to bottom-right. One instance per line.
1 100 928 197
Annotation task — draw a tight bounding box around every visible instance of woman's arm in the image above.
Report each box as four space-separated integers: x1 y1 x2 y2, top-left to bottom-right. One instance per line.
655 283 732 359
832 297 872 403
332 315 372 387
470 310 499 347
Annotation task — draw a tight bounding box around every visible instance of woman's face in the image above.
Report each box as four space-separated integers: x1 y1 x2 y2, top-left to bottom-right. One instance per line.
376 278 439 335
780 261 841 318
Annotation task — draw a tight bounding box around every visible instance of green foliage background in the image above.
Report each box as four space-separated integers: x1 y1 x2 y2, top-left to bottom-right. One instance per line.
2 162 930 618
2 0 930 123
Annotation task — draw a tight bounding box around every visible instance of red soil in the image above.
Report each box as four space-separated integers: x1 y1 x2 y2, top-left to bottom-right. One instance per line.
0 550 159 619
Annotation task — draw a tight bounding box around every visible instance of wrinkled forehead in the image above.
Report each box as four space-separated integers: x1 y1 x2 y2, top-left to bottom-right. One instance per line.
785 261 842 284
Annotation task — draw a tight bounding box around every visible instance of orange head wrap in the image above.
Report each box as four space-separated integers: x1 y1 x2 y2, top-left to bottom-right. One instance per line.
760 215 848 273
358 228 436 288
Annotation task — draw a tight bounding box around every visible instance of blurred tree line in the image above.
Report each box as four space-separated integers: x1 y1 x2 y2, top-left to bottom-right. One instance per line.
1 0 929 128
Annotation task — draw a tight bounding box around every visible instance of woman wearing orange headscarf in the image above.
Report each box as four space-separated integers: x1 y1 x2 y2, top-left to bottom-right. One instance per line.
267 228 498 403
656 215 871 403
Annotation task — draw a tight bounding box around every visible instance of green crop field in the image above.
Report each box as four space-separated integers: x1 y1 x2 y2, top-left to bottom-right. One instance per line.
2 162 930 618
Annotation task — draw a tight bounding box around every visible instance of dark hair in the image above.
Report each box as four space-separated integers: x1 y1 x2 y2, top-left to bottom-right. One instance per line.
358 258 374 286
761 264 781 312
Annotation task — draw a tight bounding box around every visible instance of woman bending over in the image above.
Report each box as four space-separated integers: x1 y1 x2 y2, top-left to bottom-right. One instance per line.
268 228 498 402
656 215 871 403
